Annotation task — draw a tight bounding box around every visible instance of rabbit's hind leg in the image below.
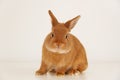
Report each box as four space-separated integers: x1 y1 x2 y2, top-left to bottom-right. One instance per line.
77 64 88 73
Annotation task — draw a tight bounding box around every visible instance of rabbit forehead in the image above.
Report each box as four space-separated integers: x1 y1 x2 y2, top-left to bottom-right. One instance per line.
52 24 68 35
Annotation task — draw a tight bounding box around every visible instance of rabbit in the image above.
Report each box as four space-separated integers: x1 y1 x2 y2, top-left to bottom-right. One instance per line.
36 10 88 76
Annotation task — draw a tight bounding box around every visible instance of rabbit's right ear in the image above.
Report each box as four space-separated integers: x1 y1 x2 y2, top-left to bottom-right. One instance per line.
65 15 80 30
48 10 59 26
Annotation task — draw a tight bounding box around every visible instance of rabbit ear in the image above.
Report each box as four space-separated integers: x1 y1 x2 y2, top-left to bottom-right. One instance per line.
65 15 80 30
48 10 59 26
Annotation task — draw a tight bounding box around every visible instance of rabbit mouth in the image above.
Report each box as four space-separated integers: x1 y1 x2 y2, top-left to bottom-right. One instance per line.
46 46 70 54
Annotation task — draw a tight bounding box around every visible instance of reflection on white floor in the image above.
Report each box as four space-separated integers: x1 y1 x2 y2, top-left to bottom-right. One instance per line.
0 61 120 80
36 72 87 80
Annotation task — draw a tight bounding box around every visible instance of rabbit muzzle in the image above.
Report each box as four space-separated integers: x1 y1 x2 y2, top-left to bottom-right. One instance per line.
46 42 71 54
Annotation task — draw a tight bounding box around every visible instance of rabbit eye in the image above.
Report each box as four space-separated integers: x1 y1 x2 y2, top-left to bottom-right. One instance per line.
51 33 54 37
65 35 68 39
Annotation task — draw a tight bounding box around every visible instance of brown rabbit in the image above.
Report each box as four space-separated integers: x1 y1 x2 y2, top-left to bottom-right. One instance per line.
36 10 88 76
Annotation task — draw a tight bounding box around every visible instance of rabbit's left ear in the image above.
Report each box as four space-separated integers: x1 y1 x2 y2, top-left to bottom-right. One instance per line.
48 10 59 26
65 15 80 30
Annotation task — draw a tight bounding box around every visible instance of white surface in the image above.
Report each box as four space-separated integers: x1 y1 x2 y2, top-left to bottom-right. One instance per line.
0 0 120 62
0 61 120 80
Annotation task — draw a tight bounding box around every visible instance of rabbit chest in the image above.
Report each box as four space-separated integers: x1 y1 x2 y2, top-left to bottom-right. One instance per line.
42 49 76 69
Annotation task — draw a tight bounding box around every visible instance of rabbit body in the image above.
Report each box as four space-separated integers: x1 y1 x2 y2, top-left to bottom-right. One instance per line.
36 10 88 75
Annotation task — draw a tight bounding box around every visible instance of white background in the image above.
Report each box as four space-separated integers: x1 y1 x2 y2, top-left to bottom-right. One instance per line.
0 0 120 62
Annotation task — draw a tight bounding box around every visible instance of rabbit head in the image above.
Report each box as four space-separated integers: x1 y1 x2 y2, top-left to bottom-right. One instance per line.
44 10 80 54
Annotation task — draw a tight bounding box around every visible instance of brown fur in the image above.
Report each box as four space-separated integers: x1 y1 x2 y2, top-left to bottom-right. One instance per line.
36 10 88 76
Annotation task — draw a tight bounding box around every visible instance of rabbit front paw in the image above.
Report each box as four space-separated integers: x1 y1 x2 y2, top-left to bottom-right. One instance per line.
35 69 47 76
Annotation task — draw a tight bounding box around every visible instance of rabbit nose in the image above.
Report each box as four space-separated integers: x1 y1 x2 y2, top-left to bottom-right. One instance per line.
56 43 60 48
54 43 63 48
57 44 59 48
